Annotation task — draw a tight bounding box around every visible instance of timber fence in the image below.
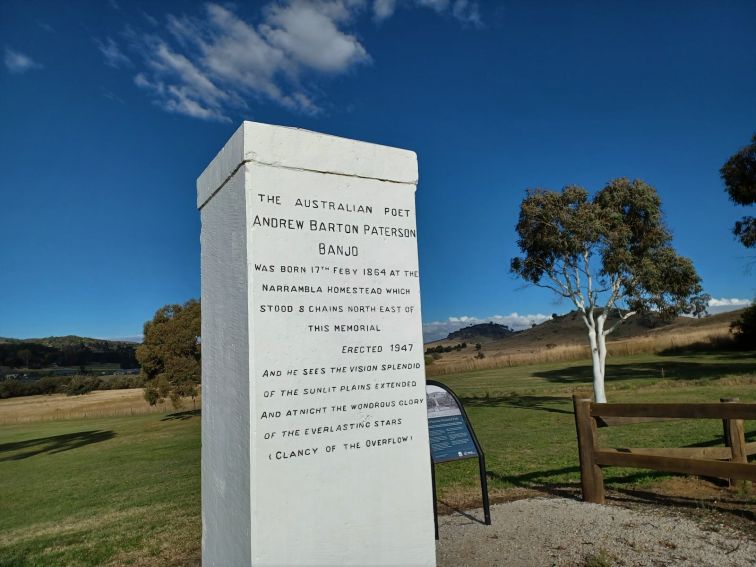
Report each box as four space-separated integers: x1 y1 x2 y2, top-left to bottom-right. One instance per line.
572 396 756 504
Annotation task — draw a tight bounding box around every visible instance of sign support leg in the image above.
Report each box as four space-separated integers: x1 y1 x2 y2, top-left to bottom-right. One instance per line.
430 457 439 540
478 453 491 525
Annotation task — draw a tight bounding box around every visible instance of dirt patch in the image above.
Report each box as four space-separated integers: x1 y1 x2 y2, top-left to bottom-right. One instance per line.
436 497 755 566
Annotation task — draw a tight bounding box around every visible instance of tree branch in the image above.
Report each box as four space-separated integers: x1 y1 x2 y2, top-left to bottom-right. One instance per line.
603 310 637 336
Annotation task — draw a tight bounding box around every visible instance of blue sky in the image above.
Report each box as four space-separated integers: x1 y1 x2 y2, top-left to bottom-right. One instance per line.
1 0 754 342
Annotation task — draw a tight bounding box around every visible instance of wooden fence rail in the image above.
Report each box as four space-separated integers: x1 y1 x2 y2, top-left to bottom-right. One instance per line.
572 396 756 504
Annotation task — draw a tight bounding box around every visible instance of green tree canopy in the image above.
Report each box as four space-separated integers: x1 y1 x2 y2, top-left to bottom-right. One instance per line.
511 178 708 402
720 133 756 247
137 299 201 407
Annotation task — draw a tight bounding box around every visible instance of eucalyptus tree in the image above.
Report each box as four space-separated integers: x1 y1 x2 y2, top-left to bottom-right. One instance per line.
137 299 201 408
511 178 708 402
720 133 756 248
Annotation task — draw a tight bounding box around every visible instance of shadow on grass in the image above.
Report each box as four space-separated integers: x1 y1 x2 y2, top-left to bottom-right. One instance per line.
486 465 754 521
607 486 756 523
162 409 200 421
486 465 668 499
437 499 489 525
535 359 756 385
460 394 573 415
0 430 115 462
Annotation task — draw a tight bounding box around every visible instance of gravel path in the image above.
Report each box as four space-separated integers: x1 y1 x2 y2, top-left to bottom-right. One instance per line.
436 498 755 566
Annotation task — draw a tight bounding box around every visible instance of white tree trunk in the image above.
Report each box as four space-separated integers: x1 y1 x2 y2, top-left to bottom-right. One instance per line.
587 326 607 403
595 314 608 403
583 310 607 403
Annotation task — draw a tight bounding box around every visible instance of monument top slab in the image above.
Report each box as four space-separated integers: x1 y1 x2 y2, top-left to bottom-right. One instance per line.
197 121 419 209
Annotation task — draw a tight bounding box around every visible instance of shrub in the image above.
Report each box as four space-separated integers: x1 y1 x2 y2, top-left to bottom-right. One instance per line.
65 376 102 396
731 303 756 349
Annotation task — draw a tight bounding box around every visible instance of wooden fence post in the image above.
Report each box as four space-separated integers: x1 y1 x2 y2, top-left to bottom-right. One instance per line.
721 398 748 490
573 396 605 504
721 398 749 492
721 398 736 451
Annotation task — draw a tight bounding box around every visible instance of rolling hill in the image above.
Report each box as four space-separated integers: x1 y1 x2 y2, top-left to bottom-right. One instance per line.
425 308 746 375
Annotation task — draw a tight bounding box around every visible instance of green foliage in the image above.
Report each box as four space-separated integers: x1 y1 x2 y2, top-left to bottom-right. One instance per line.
0 338 137 370
511 178 708 319
731 303 756 349
64 376 102 396
720 133 756 247
137 299 201 407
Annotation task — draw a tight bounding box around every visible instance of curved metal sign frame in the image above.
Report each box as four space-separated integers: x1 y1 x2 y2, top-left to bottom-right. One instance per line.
426 379 491 537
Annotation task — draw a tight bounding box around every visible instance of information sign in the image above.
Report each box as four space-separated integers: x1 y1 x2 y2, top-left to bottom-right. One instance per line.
426 379 491 538
427 384 478 462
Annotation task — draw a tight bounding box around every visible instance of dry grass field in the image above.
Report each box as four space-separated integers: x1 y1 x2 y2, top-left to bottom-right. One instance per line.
0 389 189 424
426 309 742 376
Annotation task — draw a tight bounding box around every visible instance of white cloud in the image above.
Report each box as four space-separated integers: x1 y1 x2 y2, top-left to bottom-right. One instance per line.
416 0 449 11
372 0 397 20
451 0 482 27
261 1 370 73
4 49 42 74
709 297 752 307
111 0 482 121
37 21 54 33
376 0 480 25
707 297 752 315
95 37 131 68
128 2 365 120
423 312 551 342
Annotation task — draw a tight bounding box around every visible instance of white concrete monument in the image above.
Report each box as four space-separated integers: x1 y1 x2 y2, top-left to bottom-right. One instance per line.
198 122 436 566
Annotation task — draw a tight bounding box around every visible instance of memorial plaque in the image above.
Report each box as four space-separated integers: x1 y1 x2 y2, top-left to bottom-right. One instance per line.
198 122 436 566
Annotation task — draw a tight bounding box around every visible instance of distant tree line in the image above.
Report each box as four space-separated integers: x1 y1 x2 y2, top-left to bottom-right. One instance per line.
425 342 468 355
0 341 137 370
0 373 145 399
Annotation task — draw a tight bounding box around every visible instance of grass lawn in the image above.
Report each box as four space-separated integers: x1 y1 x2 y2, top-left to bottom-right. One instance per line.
1 351 754 566
0 413 200 567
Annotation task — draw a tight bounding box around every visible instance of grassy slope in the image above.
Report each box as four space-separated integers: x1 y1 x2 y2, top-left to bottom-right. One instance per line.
0 351 754 566
0 413 200 567
424 309 744 374
433 352 756 497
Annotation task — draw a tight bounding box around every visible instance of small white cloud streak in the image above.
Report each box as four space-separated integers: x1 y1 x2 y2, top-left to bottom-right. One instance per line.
378 1 480 26
451 0 482 27
423 312 551 342
372 0 397 20
4 49 43 74
709 297 752 307
95 37 131 68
